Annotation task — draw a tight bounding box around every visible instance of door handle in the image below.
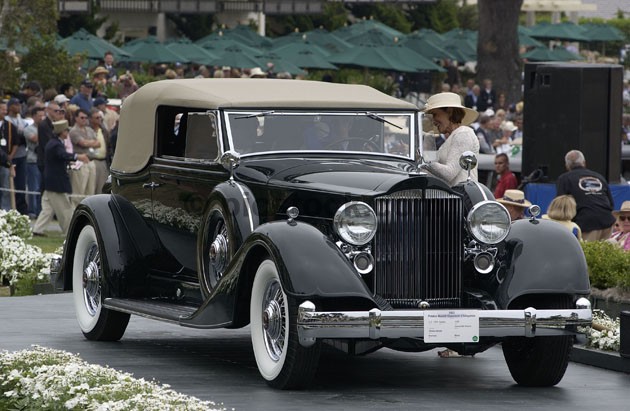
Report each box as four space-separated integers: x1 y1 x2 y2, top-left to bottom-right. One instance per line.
142 182 161 189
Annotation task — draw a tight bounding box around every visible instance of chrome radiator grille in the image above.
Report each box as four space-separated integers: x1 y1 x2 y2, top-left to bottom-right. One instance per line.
374 189 463 308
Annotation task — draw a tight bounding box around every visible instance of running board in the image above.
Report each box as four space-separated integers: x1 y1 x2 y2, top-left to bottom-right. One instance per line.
104 298 198 324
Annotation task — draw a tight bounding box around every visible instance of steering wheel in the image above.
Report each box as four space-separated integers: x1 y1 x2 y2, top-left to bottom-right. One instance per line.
324 138 380 152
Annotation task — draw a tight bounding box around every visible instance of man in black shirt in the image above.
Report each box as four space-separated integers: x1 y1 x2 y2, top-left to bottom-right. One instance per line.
556 150 615 241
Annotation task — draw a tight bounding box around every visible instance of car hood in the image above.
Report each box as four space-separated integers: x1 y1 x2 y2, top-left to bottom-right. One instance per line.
239 156 425 195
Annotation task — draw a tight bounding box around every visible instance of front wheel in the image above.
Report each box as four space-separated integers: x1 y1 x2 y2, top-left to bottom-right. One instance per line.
250 259 320 389
72 224 130 341
502 296 573 386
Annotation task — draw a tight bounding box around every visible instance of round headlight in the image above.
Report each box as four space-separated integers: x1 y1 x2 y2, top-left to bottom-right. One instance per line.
334 201 377 245
468 201 511 244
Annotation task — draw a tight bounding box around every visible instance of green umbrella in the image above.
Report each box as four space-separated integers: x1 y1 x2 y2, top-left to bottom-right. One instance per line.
303 29 352 54
197 37 261 56
581 23 624 41
401 32 456 61
60 28 130 60
332 19 404 40
272 41 338 69
329 44 444 73
122 36 188 63
165 38 219 65
225 24 274 48
255 51 307 76
521 46 581 62
517 26 544 47
210 44 264 69
345 29 402 46
529 22 589 42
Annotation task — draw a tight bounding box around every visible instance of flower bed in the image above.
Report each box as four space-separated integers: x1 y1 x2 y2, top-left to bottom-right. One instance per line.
578 310 621 352
0 346 226 410
0 210 59 295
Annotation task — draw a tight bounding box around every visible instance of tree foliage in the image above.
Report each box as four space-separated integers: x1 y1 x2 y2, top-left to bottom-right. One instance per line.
0 0 58 48
19 35 84 91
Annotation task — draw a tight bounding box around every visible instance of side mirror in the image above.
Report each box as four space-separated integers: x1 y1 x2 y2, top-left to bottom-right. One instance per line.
220 150 241 180
458 151 477 181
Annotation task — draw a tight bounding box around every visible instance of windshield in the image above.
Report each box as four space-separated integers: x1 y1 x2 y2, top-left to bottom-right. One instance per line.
226 111 415 158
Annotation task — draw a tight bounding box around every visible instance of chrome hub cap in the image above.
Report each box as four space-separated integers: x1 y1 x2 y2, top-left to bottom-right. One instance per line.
208 219 229 282
82 244 101 317
262 281 286 361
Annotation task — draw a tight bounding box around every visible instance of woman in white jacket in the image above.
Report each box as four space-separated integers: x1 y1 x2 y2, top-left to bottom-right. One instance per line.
423 92 480 186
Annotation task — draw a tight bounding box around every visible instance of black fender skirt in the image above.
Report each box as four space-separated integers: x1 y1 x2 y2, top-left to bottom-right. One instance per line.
495 218 591 308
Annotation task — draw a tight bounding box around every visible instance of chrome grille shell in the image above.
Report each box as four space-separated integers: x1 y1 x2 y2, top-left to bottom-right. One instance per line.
374 189 463 308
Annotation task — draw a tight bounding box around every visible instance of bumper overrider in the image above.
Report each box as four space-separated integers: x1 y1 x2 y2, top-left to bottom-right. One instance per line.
297 298 592 347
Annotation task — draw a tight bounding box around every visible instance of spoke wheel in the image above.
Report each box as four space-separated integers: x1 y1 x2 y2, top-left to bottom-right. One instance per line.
201 203 234 297
250 259 320 389
72 224 129 341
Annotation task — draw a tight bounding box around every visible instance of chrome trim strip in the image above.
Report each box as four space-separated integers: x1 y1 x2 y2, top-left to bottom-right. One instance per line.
234 182 254 232
472 180 489 201
297 298 592 347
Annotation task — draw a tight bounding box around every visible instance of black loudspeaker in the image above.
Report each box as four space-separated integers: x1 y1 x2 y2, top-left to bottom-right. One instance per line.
523 63 623 183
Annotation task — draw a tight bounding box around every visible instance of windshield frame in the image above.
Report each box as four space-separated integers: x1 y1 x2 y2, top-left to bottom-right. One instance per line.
224 110 417 160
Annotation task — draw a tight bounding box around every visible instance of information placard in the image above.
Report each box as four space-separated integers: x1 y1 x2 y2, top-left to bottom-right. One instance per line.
424 310 480 343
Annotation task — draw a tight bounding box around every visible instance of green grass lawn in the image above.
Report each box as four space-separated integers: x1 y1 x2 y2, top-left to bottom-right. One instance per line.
25 232 66 253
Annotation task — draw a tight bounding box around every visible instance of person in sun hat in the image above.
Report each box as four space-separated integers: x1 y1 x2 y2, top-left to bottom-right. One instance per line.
249 67 267 78
496 189 531 221
421 92 480 186
32 119 89 236
608 201 630 251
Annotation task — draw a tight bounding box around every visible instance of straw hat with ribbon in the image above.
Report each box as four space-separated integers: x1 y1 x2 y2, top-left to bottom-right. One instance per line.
423 92 479 126
497 189 531 208
612 200 630 216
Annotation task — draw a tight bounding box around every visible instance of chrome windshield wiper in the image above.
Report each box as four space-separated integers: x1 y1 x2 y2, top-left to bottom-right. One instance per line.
365 112 403 130
234 110 275 120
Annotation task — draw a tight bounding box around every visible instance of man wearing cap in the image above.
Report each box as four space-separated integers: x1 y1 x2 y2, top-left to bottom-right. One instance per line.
54 94 70 108
557 150 616 241
422 92 480 186
32 120 89 236
497 189 531 221
70 80 94 113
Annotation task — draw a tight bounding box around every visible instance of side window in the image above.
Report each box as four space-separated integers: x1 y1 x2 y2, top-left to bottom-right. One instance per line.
156 106 187 158
156 106 219 161
185 112 218 160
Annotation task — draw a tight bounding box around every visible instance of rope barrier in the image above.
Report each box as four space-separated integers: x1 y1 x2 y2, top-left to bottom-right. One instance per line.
0 186 88 199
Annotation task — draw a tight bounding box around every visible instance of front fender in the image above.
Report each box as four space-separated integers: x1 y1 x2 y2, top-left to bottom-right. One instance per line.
60 194 158 298
495 218 590 308
253 220 375 301
210 180 260 244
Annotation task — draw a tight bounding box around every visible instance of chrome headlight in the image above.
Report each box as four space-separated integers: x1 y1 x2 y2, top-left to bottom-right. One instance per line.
334 201 377 245
467 201 511 244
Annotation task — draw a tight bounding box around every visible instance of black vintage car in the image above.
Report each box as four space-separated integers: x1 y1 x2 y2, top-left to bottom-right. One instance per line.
55 79 592 389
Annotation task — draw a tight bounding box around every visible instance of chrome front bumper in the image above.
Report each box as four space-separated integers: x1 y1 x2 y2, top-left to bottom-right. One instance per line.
297 298 592 347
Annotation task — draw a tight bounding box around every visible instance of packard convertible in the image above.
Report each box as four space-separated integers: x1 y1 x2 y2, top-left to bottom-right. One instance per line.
55 79 592 389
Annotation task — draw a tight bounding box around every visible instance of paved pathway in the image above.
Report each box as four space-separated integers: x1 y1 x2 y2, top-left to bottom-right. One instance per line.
1 293 628 411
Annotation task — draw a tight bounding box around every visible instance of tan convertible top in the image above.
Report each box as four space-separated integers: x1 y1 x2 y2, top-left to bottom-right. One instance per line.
111 78 418 173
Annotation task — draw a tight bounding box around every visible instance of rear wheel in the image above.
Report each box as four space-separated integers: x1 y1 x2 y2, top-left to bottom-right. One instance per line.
502 296 573 386
250 259 320 389
72 224 129 341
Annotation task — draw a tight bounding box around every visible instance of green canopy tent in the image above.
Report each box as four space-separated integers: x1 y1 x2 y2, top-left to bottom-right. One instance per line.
302 29 352 54
332 18 404 40
165 38 219 65
521 46 582 62
254 51 307 76
401 32 456 61
122 36 188 64
60 28 131 60
272 42 338 70
581 23 625 54
529 22 589 42
210 44 264 69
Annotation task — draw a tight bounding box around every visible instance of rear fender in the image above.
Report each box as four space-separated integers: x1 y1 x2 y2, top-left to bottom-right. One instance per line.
61 194 159 298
